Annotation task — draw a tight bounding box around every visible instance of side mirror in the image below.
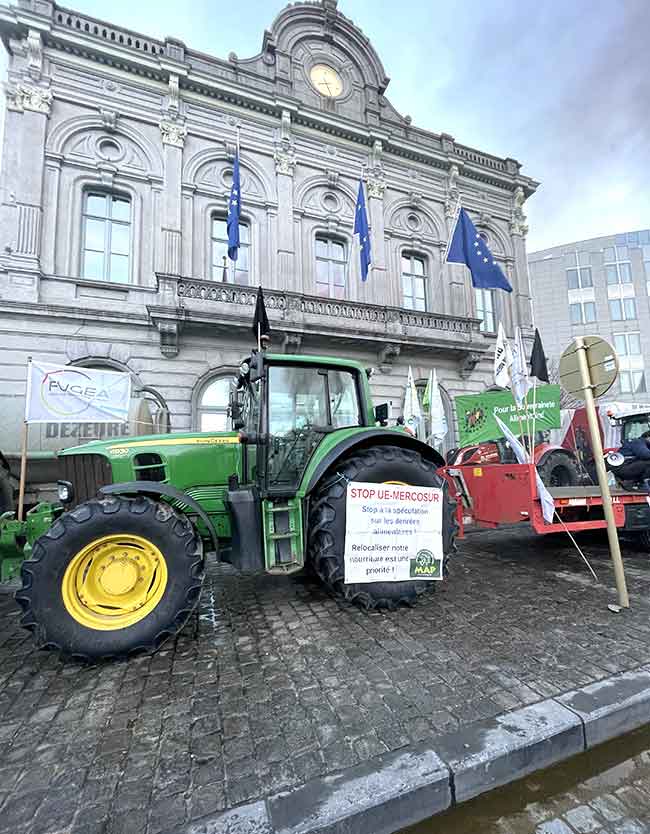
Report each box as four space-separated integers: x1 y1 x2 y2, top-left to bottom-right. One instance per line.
229 390 245 430
250 351 264 383
374 403 389 426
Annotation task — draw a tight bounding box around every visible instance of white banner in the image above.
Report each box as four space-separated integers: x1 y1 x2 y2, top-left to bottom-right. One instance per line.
344 481 444 583
25 362 132 424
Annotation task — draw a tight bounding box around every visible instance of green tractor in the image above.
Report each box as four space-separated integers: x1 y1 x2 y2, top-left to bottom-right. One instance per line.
6 352 456 660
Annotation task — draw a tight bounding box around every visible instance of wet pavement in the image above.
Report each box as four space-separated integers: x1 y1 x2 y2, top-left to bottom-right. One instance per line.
1 526 650 833
404 724 650 834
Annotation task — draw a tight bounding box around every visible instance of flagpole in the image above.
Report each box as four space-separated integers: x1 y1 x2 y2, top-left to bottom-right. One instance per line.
18 355 33 523
231 125 241 285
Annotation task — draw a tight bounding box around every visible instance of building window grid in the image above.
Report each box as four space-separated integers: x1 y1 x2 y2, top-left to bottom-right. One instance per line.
604 245 633 286
569 301 597 325
475 288 496 333
315 235 347 299
211 216 250 284
613 332 645 394
566 250 592 290
401 252 427 311
81 192 131 283
609 297 637 321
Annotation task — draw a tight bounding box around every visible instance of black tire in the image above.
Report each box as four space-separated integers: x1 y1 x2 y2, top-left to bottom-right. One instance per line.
537 452 581 488
0 468 12 515
308 444 456 610
15 495 204 660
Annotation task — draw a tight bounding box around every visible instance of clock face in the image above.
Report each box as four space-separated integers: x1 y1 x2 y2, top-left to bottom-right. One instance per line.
309 64 343 98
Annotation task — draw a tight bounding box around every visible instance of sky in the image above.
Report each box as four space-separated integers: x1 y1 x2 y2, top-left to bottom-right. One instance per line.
3 0 649 251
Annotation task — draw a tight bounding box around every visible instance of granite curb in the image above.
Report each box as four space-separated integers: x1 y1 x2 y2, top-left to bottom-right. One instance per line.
173 668 650 834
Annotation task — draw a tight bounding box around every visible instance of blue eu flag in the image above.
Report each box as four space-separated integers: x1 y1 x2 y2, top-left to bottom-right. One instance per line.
353 180 371 282
227 153 241 261
446 207 512 292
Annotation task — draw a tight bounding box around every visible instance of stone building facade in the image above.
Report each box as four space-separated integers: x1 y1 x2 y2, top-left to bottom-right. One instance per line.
0 0 538 458
529 229 650 402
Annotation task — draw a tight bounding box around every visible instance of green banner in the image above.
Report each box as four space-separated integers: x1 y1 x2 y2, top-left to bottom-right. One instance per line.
455 384 561 446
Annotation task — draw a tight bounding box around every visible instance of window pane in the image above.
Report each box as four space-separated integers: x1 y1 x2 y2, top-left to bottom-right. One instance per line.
484 290 494 314
111 197 130 222
619 263 632 283
564 252 577 267
331 241 345 261
614 334 627 355
579 267 593 287
401 256 411 274
641 231 650 244
201 377 231 407
620 372 631 393
316 282 330 297
627 232 639 246
412 257 425 276
84 218 105 251
212 218 227 240
579 252 590 266
213 240 228 267
636 373 647 393
239 223 250 244
624 298 637 319
332 284 345 299
567 269 579 289
315 238 328 258
617 245 629 260
83 251 104 280
109 254 129 283
201 412 229 432
414 277 426 300
414 295 426 312
234 268 248 286
86 193 107 217
332 264 345 287
584 302 596 323
609 300 622 320
606 265 618 284
237 246 249 270
316 259 329 283
604 247 616 263
569 303 581 324
111 223 130 255
629 333 642 355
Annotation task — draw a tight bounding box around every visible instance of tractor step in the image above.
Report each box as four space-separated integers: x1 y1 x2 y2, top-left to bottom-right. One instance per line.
261 497 304 575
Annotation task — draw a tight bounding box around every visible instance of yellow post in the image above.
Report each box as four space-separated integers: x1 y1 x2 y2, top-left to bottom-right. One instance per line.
575 336 629 608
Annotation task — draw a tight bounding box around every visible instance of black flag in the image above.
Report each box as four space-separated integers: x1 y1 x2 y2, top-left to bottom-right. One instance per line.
530 328 549 383
252 286 270 340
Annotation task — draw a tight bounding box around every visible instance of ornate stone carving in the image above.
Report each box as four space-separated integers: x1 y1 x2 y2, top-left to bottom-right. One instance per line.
160 120 187 148
458 351 482 379
100 109 117 132
274 146 296 176
366 176 385 199
167 74 180 117
156 320 180 358
282 333 302 354
7 84 52 115
510 185 528 236
378 343 400 372
326 170 339 189
409 191 422 208
444 163 461 218
26 29 43 81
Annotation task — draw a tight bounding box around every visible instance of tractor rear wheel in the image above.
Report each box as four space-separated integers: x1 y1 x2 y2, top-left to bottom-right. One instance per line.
308 445 456 610
16 495 204 660
537 452 581 488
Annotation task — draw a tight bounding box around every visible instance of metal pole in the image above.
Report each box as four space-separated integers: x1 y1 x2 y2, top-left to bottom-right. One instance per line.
574 335 629 608
17 420 28 522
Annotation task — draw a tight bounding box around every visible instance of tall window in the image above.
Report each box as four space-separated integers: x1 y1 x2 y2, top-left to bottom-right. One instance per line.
614 332 645 394
604 245 633 286
197 376 231 431
609 298 637 321
211 216 250 284
401 253 427 311
565 251 592 289
315 236 346 299
569 301 597 324
475 288 495 333
81 192 131 283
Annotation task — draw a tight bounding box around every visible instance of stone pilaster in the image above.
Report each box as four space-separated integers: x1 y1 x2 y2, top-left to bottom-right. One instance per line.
159 120 185 276
274 109 296 291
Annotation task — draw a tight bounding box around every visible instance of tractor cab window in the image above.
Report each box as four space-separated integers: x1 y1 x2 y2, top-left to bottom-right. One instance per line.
622 416 650 443
266 365 361 491
240 379 261 433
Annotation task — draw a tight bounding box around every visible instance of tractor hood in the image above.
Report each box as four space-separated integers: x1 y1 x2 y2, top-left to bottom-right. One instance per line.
57 431 240 460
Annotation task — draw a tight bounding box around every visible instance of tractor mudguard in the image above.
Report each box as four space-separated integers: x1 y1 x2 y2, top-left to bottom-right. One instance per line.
224 487 264 572
303 429 446 494
98 482 219 555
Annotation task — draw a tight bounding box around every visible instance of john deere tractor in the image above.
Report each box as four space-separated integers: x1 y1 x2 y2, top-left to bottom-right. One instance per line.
5 352 455 660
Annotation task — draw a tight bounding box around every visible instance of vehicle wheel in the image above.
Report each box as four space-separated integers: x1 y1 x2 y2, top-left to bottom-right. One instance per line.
308 444 456 610
537 452 581 488
0 468 12 515
15 495 204 660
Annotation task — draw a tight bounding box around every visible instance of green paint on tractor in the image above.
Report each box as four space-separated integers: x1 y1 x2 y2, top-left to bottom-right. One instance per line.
0 351 454 660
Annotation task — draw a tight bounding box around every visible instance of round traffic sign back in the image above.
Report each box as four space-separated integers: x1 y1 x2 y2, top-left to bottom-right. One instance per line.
559 335 618 401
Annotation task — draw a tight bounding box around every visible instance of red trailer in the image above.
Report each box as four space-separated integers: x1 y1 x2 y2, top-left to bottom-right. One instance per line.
442 462 650 548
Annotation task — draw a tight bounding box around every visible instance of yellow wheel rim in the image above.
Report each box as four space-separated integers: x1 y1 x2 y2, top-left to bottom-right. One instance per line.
62 534 168 631
383 480 409 486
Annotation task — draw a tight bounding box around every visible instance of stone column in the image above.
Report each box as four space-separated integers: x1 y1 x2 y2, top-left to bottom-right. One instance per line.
274 110 296 292
2 82 52 301
363 175 387 304
159 120 186 277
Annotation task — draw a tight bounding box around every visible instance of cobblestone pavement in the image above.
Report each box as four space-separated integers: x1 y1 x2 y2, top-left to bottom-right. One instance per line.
406 724 650 834
2 527 650 834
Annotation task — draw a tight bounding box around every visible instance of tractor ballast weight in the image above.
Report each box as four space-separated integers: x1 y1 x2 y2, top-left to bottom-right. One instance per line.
4 350 456 660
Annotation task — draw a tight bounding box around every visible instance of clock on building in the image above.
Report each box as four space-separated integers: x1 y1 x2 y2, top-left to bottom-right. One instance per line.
309 64 343 97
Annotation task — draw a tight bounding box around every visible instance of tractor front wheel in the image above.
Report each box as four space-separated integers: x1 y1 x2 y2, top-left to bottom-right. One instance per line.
308 445 456 610
16 495 204 660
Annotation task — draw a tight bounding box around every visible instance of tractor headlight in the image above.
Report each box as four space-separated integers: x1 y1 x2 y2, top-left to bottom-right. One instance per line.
57 480 74 504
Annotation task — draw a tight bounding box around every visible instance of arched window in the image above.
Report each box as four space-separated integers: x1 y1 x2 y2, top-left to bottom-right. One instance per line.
401 252 427 311
81 191 131 283
211 215 250 283
315 235 346 298
197 376 231 431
